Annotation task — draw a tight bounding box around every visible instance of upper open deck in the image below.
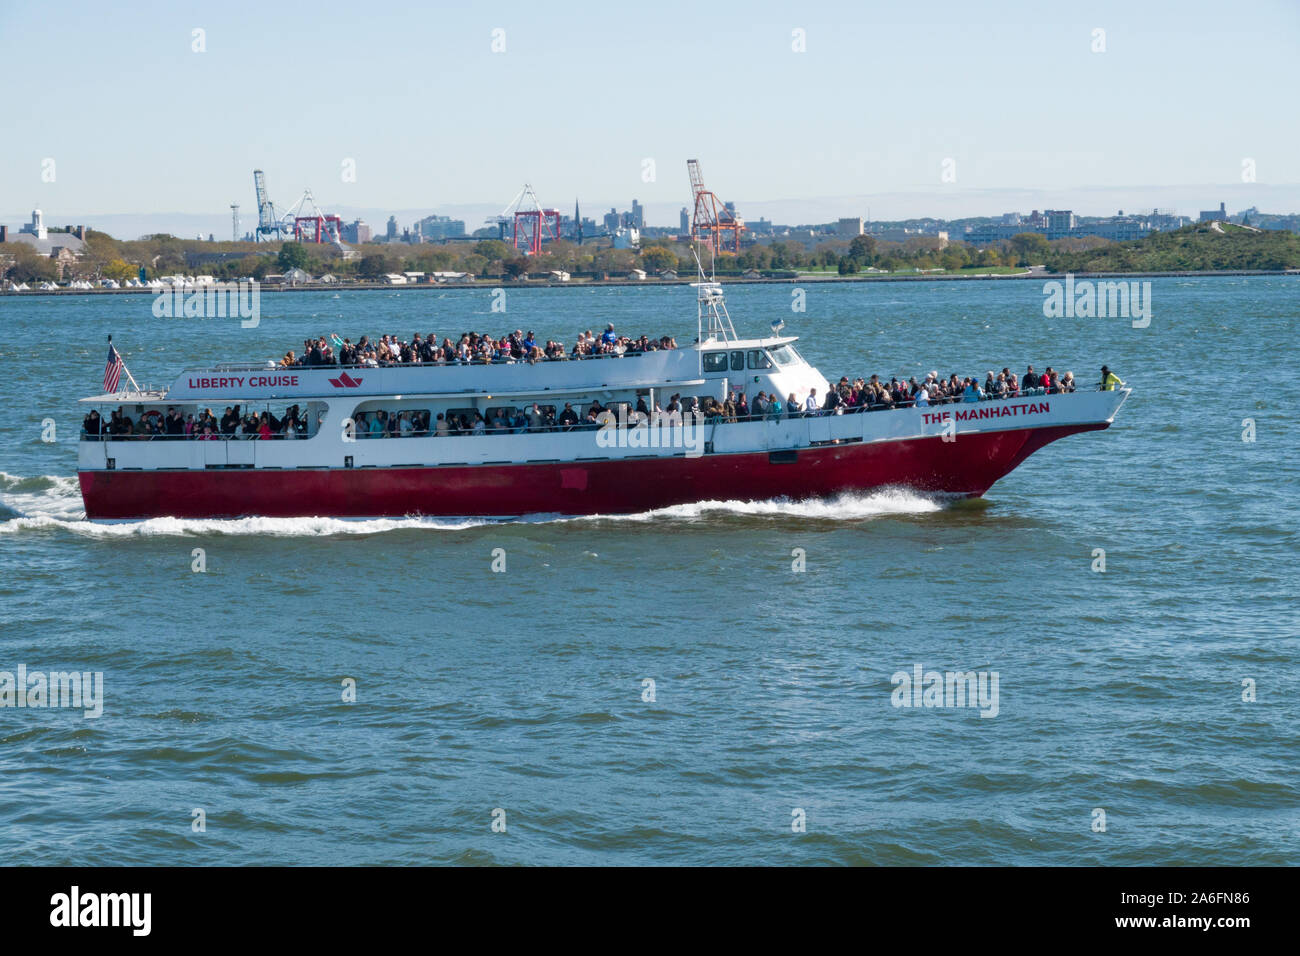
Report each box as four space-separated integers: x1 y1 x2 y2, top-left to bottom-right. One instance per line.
80 335 803 405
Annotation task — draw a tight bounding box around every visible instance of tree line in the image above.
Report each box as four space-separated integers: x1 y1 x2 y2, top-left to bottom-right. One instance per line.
5 222 1299 284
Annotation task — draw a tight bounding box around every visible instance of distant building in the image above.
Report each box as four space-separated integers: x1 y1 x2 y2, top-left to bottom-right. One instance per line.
416 214 466 240
1045 210 1076 238
963 223 1026 244
612 227 640 250
836 217 864 237
19 208 48 240
631 199 644 230
385 216 398 240
0 210 87 271
342 219 372 244
866 226 932 243
1080 217 1151 242
562 213 597 240
1199 202 1227 223
1148 211 1190 231
964 210 1071 241
964 207 1162 245
679 207 689 233
564 200 590 242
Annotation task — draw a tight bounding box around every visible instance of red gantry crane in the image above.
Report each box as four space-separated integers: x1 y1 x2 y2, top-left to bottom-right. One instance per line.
489 184 561 256
687 159 744 256
286 188 344 246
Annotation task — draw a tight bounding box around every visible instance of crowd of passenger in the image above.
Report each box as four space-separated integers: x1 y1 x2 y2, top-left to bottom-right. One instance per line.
83 405 313 440
279 324 677 368
352 402 616 437
811 364 1080 414
334 363 1092 435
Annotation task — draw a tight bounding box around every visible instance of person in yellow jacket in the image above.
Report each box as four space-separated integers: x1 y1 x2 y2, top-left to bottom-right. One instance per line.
1099 365 1124 390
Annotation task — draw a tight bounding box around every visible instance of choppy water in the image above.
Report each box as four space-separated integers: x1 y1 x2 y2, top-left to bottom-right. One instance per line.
1 277 1297 865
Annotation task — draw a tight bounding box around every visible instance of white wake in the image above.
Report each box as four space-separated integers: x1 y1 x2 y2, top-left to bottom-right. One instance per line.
0 472 948 537
563 488 947 523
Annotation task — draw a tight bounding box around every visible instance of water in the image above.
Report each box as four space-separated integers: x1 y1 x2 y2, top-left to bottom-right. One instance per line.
1 277 1297 865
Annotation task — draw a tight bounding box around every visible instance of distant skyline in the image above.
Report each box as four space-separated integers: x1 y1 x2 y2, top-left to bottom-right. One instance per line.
3 0 1298 237
9 183 1297 245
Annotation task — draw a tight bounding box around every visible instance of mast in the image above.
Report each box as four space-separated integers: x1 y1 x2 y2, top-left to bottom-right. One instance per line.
690 246 736 358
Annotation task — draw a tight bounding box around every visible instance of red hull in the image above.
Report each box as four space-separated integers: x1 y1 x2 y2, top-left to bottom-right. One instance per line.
77 424 1104 520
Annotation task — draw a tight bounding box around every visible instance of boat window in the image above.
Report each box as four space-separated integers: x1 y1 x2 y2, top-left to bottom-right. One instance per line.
747 350 773 370
730 351 745 372
702 351 729 373
769 345 799 367
443 408 479 430
353 408 431 438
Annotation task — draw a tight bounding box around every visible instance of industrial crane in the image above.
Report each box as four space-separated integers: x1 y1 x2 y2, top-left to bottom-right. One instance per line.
687 159 744 256
252 170 348 253
253 170 291 242
487 183 561 256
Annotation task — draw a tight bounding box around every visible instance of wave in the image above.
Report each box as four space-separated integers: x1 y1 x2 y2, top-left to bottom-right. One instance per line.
0 472 85 525
1 513 492 538
0 472 948 537
562 488 948 523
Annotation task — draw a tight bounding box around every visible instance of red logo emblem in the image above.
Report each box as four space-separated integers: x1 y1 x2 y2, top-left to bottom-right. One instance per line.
328 371 364 388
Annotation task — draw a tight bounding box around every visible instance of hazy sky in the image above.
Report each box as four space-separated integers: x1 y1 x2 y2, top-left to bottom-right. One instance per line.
3 0 1298 233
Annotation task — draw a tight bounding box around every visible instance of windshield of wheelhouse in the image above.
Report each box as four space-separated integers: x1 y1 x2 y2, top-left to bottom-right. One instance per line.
769 344 801 367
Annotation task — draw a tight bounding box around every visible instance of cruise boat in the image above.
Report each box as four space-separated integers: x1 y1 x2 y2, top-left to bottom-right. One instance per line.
77 283 1130 520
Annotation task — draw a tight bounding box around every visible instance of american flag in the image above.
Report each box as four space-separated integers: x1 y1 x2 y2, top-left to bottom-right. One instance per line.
104 343 124 393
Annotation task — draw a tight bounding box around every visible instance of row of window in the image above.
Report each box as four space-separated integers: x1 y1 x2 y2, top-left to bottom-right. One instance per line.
701 345 800 374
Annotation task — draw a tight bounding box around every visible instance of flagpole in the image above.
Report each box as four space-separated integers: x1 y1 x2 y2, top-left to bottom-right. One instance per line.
108 334 143 396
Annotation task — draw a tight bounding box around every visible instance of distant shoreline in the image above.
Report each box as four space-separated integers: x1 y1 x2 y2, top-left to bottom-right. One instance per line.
3 267 1297 297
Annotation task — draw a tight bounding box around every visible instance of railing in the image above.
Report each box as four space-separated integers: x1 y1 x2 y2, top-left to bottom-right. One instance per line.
735 382 1101 418
80 429 313 442
279 348 668 370
192 347 682 376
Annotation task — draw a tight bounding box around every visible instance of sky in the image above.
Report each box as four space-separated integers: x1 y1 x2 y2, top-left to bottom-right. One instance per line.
2 0 1298 237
